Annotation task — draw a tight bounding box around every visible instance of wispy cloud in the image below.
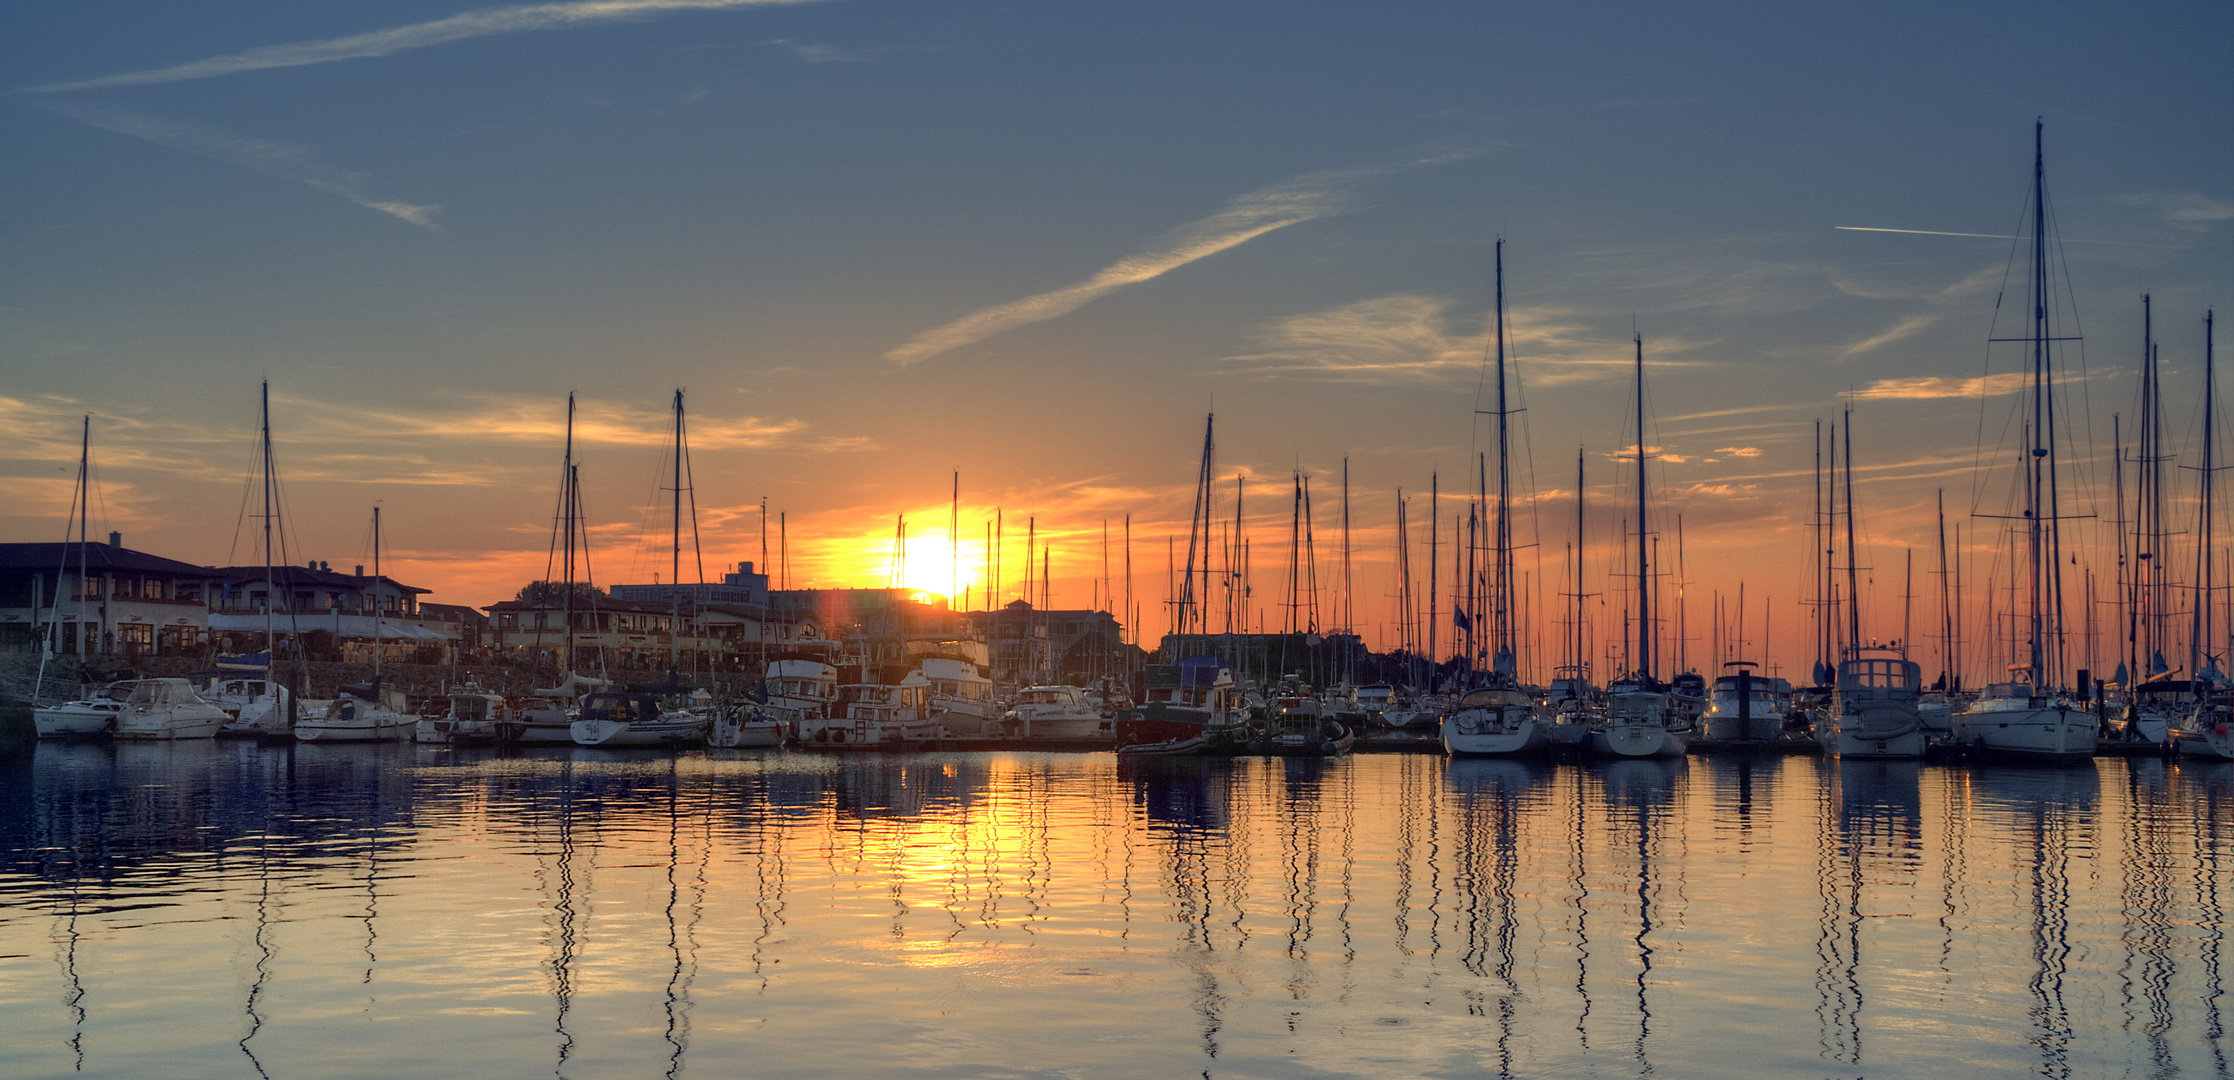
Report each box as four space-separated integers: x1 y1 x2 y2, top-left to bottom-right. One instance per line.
281 393 875 453
44 102 441 229
1852 372 2029 400
885 152 1481 367
1838 312 1937 359
1715 447 1763 457
2114 193 2234 234
766 37 883 63
1221 293 1712 386
21 0 826 94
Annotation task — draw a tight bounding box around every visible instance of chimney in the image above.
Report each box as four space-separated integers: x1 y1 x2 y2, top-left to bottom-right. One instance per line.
355 565 365 577
108 531 121 549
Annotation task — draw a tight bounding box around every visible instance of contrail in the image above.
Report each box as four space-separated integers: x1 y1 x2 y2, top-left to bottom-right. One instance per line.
19 0 824 94
886 150 1481 367
1835 225 2134 245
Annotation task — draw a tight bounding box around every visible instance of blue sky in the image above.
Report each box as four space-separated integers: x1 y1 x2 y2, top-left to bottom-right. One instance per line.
3 0 2228 667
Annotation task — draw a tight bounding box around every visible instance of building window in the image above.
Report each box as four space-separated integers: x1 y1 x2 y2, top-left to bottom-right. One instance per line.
117 623 153 656
144 579 167 601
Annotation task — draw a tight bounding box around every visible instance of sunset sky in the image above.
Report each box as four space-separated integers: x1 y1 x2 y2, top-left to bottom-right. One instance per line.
3 0 2228 678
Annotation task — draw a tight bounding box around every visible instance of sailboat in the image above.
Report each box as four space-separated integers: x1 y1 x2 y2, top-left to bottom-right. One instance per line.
1817 408 1927 758
33 417 118 739
217 382 296 737
519 394 610 744
2173 309 2232 760
1446 241 1548 757
1948 122 2096 762
296 507 414 742
1591 335 1688 758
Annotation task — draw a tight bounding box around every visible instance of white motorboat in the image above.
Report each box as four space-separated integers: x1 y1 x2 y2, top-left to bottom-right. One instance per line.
1590 683 1687 759
34 681 137 739
113 678 226 740
296 682 415 742
1952 676 2096 762
416 682 515 744
519 672 608 744
2173 702 2233 760
918 655 998 736
762 658 838 728
1442 685 1546 756
571 689 708 748
808 673 943 746
207 676 293 736
1700 663 1787 744
1001 684 1103 739
1353 683 1395 725
1818 648 1926 759
710 703 785 748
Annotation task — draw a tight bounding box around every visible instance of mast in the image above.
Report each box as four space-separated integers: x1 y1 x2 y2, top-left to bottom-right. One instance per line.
1844 406 1861 652
372 506 383 686
262 382 275 669
1938 490 1954 687
2026 119 2049 692
35 417 91 702
1814 419 1827 682
1575 448 1587 676
1428 473 1439 682
1493 239 1516 678
562 394 576 672
1634 335 1651 681
2199 309 2219 684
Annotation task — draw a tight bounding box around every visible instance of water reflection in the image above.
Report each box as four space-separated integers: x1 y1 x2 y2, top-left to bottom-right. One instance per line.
0 743 2229 1078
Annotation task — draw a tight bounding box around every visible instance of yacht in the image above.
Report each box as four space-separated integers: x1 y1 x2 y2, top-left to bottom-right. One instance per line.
296 682 415 742
2172 699 2233 760
206 676 293 737
1001 684 1104 739
811 673 942 746
113 678 227 740
1591 680 1688 758
571 689 708 748
1442 683 1546 756
710 702 785 748
1700 662 1786 745
1818 648 1926 758
34 680 137 739
518 672 607 744
1952 670 2095 761
415 682 515 744
762 658 838 728
918 656 998 736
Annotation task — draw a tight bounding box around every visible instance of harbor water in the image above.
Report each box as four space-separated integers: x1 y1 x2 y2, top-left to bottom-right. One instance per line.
1 744 2227 1078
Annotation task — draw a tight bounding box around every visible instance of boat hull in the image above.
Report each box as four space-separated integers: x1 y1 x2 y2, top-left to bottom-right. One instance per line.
571 717 709 747
34 705 115 738
1819 725 1927 759
1443 714 1548 757
1953 706 2097 761
1591 724 1686 758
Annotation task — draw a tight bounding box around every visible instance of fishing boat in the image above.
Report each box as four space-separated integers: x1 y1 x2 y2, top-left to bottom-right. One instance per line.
113 678 227 740
34 681 136 739
813 672 944 746
762 658 839 728
570 689 708 747
1948 124 2095 764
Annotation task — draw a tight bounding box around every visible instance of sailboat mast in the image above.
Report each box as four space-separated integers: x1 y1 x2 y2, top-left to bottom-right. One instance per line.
1938 490 1953 687
372 506 383 684
1429 473 1439 679
562 394 575 673
262 382 275 666
1494 238 1515 675
1844 406 1861 652
1634 336 1650 680
2027 119 2050 692
1576 448 1586 675
2200 310 2218 682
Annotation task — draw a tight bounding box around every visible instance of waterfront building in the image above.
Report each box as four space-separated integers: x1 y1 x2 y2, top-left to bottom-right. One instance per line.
0 535 224 657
